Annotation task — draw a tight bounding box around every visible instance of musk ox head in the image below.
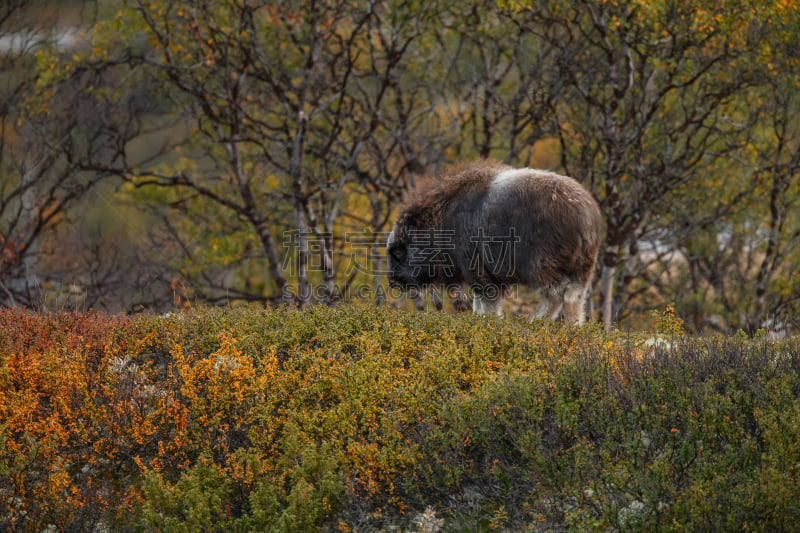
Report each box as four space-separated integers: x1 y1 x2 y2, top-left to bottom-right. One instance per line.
386 223 452 290
387 159 602 324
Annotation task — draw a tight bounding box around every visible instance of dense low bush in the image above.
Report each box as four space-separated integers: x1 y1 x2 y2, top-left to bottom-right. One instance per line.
1 305 799 531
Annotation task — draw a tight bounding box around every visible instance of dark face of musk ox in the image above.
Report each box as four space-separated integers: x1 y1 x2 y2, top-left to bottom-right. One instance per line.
386 159 602 324
386 227 450 289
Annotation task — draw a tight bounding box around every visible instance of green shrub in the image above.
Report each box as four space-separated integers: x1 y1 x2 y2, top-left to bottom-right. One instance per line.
0 306 799 531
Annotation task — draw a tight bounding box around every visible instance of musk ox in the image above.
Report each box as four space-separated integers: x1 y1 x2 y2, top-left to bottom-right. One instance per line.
387 159 602 324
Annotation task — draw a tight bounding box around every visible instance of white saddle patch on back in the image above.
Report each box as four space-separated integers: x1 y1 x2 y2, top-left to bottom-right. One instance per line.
491 168 531 191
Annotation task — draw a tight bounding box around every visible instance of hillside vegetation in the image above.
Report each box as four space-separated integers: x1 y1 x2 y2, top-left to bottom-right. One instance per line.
3 1 800 333
1 305 799 531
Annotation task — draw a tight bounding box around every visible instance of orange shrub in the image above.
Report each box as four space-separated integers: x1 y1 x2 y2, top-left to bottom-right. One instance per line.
0 306 798 531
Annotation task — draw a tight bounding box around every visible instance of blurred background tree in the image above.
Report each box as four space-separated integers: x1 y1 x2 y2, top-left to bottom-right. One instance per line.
3 0 799 333
0 0 169 310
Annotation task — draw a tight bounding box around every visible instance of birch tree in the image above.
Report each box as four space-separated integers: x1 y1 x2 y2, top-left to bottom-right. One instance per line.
0 0 134 308
510 0 769 328
80 0 446 306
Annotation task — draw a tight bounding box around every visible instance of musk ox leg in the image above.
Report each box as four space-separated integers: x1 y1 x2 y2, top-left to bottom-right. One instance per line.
532 287 563 322
562 282 589 325
409 287 425 311
430 286 444 311
532 283 590 325
472 293 504 317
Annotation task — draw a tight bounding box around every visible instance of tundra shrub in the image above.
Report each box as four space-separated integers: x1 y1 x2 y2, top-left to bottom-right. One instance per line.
0 306 798 531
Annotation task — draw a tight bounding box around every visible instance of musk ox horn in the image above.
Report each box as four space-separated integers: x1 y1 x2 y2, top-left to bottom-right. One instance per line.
386 159 602 324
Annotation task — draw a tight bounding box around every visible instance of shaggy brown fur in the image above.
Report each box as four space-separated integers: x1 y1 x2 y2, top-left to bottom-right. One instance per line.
387 159 602 324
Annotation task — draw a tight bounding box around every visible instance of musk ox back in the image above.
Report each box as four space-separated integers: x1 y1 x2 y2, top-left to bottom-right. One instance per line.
387 159 602 324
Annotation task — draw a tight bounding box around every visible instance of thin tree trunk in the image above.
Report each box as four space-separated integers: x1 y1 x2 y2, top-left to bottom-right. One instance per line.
370 195 388 306
291 112 310 306
227 131 292 304
253 217 293 304
16 170 39 305
752 173 784 331
600 244 619 331
294 224 310 305
321 231 336 303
